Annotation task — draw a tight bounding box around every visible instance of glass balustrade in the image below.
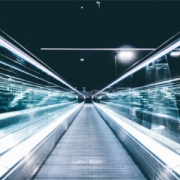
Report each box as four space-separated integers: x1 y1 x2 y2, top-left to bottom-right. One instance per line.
93 33 180 154
0 30 84 154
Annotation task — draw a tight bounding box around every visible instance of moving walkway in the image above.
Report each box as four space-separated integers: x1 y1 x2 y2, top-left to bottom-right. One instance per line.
32 104 146 180
1 30 180 180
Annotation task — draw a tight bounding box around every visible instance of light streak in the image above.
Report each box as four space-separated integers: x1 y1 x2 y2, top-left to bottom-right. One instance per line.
0 36 85 99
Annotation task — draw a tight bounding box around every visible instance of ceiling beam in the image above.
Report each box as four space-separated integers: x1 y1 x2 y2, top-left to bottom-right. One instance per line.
40 48 155 51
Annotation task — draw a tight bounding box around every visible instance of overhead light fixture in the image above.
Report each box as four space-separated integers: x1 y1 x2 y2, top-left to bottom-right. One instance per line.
117 51 134 61
0 36 85 99
40 48 155 51
170 51 180 57
80 51 84 62
96 1 100 10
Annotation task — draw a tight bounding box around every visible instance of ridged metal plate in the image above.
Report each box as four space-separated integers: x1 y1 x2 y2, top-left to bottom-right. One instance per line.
33 104 147 180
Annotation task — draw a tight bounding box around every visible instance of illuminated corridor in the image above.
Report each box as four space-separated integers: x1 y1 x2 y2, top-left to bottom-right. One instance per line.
33 104 146 180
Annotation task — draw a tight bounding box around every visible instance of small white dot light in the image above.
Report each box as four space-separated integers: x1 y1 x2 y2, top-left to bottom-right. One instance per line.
81 6 83 9
80 58 84 61
118 51 134 61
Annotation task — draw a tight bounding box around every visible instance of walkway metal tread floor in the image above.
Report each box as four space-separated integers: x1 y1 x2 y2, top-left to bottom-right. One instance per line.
32 104 147 180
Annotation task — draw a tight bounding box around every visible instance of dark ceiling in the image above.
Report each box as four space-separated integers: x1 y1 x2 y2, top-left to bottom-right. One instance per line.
1 1 180 91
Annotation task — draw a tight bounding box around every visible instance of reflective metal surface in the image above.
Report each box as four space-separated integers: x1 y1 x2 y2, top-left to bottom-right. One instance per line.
33 104 146 180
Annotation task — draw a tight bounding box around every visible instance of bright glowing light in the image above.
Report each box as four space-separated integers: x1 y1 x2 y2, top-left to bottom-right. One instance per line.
96 1 100 4
118 51 134 61
81 6 83 9
170 51 180 57
80 58 84 61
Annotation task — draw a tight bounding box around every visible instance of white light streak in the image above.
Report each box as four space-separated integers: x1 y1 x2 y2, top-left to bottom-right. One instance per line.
40 48 155 51
0 36 85 99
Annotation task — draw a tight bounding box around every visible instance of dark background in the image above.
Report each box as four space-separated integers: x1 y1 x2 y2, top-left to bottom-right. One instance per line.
1 1 180 91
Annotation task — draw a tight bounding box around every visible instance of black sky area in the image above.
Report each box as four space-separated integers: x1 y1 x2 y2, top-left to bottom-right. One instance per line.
1 1 180 91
